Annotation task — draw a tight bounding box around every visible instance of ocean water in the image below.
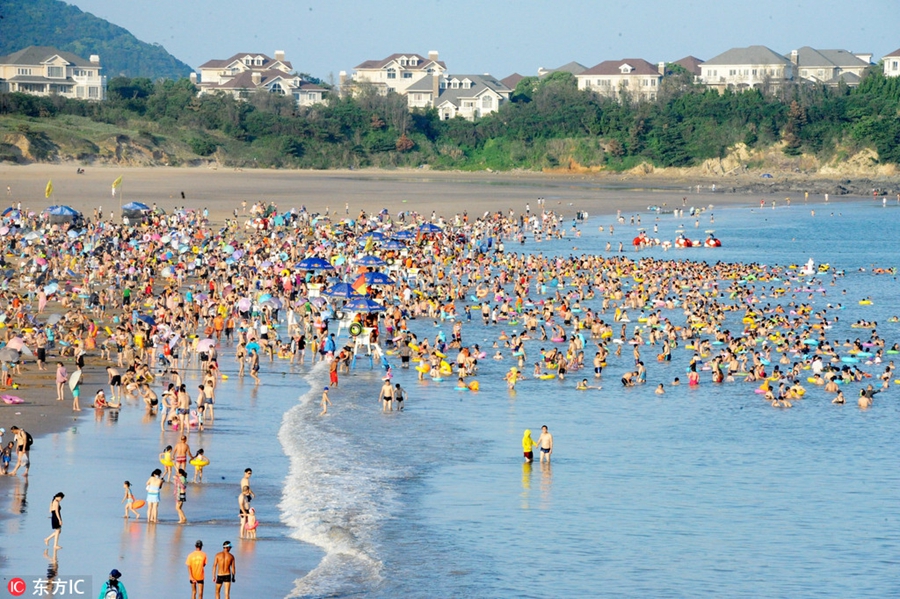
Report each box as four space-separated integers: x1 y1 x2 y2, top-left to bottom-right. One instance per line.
280 197 900 598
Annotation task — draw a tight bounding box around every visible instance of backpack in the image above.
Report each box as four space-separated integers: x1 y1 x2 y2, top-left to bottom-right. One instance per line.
103 581 123 599
24 432 33 451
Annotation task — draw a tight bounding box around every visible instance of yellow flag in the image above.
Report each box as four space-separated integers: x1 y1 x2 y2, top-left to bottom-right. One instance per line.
112 175 123 189
363 236 374 253
45 180 53 198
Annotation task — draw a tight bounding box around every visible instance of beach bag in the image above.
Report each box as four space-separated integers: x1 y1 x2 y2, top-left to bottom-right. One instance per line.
24 432 33 450
102 581 123 599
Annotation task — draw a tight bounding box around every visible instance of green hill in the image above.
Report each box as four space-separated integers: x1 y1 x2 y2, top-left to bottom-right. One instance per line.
0 0 193 80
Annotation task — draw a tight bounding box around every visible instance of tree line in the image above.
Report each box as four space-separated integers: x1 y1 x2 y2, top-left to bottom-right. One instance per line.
2 66 900 169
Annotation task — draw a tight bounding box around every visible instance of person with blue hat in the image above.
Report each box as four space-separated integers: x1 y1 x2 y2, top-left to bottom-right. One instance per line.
98 569 127 599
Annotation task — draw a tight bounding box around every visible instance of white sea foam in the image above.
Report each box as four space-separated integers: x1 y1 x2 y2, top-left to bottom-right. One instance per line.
278 361 396 598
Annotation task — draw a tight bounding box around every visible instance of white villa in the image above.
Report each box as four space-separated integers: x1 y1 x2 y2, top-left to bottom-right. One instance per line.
341 52 446 96
406 73 511 120
699 46 793 91
0 46 105 100
883 48 900 77
195 51 326 106
789 47 871 87
576 59 663 102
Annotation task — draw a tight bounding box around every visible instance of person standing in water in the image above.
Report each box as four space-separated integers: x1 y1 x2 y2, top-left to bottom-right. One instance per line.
522 429 537 463
537 426 553 463
43 492 64 549
320 387 331 416
213 541 236 599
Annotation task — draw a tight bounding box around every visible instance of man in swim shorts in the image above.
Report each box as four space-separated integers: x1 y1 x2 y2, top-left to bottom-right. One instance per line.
213 541 236 599
174 436 193 471
537 425 553 463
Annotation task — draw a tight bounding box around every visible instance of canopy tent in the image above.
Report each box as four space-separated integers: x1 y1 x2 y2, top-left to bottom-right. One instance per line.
44 205 82 226
121 202 152 221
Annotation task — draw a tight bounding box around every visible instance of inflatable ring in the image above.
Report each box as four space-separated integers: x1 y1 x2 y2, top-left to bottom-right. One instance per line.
190 457 210 467
131 499 146 510
539 374 556 380
160 457 175 467
467 381 480 391
349 322 363 337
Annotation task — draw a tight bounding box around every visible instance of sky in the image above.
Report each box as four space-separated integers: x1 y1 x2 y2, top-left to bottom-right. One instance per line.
69 0 898 81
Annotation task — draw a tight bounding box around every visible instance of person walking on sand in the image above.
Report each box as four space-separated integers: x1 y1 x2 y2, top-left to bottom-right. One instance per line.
55 362 67 402
537 425 553 463
213 541 236 599
97 569 128 599
43 492 64 549
522 429 537 463
320 386 331 416
186 540 207 599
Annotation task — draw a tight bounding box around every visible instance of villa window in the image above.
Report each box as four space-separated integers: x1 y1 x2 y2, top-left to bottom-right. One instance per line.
387 68 397 80
17 68 32 76
48 66 63 78
88 87 99 98
270 82 284 94
482 95 493 109
402 72 413 79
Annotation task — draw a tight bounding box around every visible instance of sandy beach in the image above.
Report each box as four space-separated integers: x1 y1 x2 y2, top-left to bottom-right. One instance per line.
0 163 858 226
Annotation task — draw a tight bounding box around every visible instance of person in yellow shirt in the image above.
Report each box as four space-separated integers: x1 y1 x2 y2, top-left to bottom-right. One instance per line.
186 540 207 599
522 429 537 463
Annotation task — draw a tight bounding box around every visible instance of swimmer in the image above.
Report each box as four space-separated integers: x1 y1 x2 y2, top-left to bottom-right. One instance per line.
536 425 553 463
655 383 665 395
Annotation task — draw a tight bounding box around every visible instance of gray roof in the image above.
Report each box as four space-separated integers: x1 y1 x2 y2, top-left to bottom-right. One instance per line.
703 45 791 66
0 46 94 67
435 74 510 107
789 47 871 68
540 61 588 76
824 72 861 85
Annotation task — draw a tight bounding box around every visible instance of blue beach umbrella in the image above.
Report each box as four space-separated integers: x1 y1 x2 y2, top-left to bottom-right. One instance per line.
417 222 442 234
381 239 404 250
45 205 80 216
359 231 386 242
392 230 416 240
295 256 335 271
344 296 385 313
137 314 156 327
324 282 355 298
356 255 386 267
362 271 395 286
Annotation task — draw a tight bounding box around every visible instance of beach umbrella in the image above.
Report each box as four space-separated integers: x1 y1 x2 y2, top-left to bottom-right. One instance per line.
362 271 395 286
137 314 156 327
121 202 151 211
324 282 356 298
417 222 442 234
392 230 416 240
344 296 385 313
0 348 19 363
246 341 260 352
237 298 252 312
24 231 40 241
196 338 216 352
359 231 386 242
45 205 79 217
6 337 27 351
356 255 386 267
46 313 63 325
381 239 405 250
295 256 334 271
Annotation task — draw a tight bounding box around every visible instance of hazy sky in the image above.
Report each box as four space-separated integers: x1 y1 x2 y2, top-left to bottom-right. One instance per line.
69 0 897 80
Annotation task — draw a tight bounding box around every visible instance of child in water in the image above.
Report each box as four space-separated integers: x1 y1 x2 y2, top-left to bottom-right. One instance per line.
245 507 258 539
159 445 174 482
122 481 140 519
192 448 208 483
1 441 12 474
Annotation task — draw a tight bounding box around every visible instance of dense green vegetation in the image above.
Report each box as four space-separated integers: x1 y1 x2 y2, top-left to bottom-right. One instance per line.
2 67 900 170
0 0 192 80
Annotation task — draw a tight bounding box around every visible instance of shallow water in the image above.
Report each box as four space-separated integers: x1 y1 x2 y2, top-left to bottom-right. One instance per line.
279 198 900 598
